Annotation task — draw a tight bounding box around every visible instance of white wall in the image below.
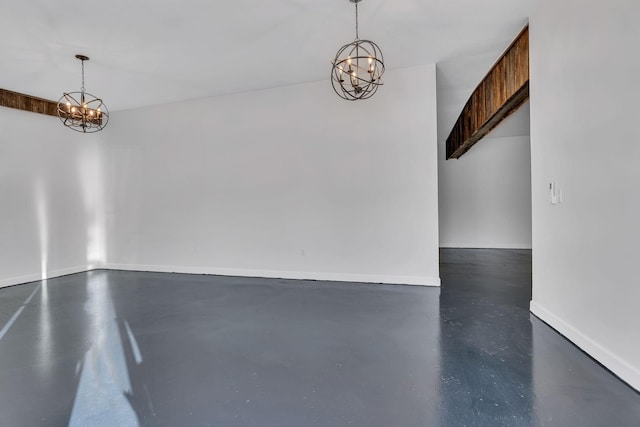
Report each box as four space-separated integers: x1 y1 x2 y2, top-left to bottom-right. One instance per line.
529 0 640 390
437 55 532 249
103 64 440 286
0 108 105 287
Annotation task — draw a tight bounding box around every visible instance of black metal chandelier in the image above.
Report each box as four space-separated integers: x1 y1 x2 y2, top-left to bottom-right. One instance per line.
331 0 385 100
57 55 109 133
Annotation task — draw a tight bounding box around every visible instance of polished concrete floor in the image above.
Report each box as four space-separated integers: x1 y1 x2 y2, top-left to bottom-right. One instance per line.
0 249 638 426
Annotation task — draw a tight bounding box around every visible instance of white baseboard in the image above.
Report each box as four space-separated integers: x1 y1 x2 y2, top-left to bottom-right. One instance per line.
530 300 640 392
440 243 532 249
103 263 441 287
0 265 91 288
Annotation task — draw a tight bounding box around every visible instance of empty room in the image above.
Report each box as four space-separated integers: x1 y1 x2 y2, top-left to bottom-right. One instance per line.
1 0 639 425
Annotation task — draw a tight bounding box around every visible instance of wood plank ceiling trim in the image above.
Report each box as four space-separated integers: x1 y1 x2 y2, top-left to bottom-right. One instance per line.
0 88 58 117
446 25 529 159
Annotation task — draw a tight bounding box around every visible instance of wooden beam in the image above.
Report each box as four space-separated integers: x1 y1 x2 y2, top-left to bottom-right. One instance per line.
446 26 529 159
0 88 58 117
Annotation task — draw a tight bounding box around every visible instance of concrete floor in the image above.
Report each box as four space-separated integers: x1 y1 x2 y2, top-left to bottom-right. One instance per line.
0 249 638 426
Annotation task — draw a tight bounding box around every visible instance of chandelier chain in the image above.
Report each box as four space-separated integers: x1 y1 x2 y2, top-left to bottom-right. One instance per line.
355 1 359 40
81 59 85 93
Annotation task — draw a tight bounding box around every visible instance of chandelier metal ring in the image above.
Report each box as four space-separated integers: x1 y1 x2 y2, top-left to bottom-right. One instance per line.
331 39 385 100
57 91 109 133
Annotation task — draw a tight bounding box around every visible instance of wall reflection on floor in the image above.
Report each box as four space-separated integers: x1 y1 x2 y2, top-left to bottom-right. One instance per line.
68 274 140 427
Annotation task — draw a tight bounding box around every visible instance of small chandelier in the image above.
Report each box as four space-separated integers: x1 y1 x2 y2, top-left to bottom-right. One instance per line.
57 55 109 133
331 0 385 101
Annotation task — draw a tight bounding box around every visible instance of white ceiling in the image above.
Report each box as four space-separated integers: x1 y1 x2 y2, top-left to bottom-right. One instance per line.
0 0 532 111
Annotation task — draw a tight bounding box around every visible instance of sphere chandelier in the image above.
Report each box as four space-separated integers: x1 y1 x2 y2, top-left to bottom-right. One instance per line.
57 55 109 133
331 0 385 101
